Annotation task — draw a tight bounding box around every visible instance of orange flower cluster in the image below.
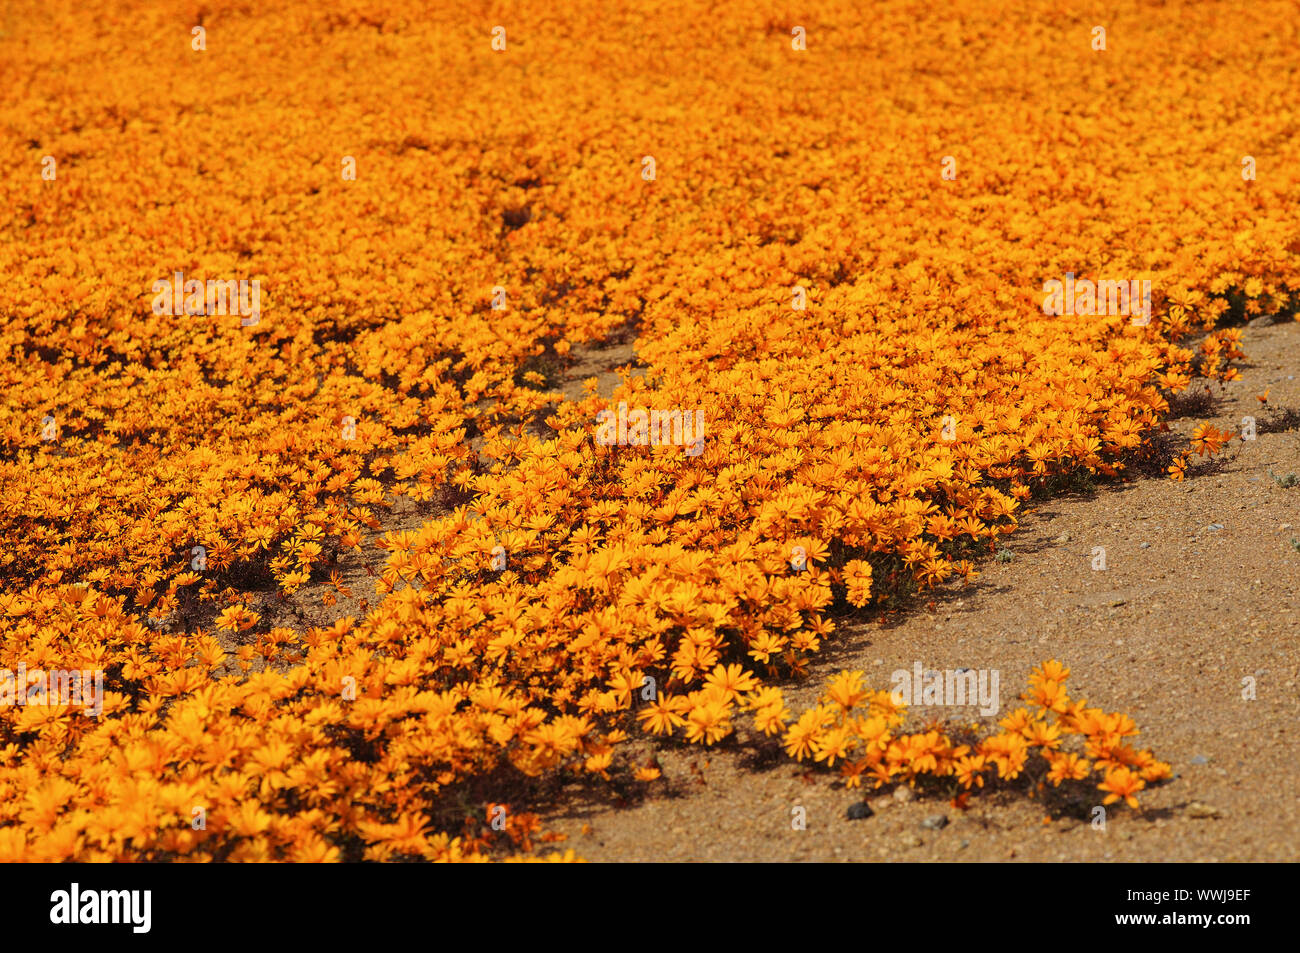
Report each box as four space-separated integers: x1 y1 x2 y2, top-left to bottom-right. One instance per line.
781 662 1170 809
0 0 1296 859
1168 419 1238 481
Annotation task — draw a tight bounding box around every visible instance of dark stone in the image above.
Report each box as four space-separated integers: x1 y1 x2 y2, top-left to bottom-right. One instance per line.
846 801 874 820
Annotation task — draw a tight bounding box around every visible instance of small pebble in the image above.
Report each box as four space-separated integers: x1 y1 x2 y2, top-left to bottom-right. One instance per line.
1140 542 1150 548
1054 533 1071 543
921 814 949 831
1186 801 1221 819
1207 523 1224 532
893 786 916 803
901 834 924 849
1189 754 1209 765
846 801 874 821
959 839 970 849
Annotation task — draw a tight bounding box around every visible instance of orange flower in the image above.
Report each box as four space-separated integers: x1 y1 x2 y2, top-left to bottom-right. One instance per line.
1099 766 1146 809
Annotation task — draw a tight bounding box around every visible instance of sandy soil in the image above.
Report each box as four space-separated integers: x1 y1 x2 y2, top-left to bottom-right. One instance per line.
537 318 1300 862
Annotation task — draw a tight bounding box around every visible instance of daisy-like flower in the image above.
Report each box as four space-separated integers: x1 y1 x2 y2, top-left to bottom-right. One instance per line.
635 693 688 736
783 707 831 762
703 663 758 703
1099 766 1146 809
1045 751 1091 785
824 670 867 712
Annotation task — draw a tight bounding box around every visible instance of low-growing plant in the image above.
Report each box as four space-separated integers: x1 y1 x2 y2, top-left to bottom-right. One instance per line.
778 661 1170 810
1 0 1295 863
1259 407 1300 434
1269 469 1299 489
